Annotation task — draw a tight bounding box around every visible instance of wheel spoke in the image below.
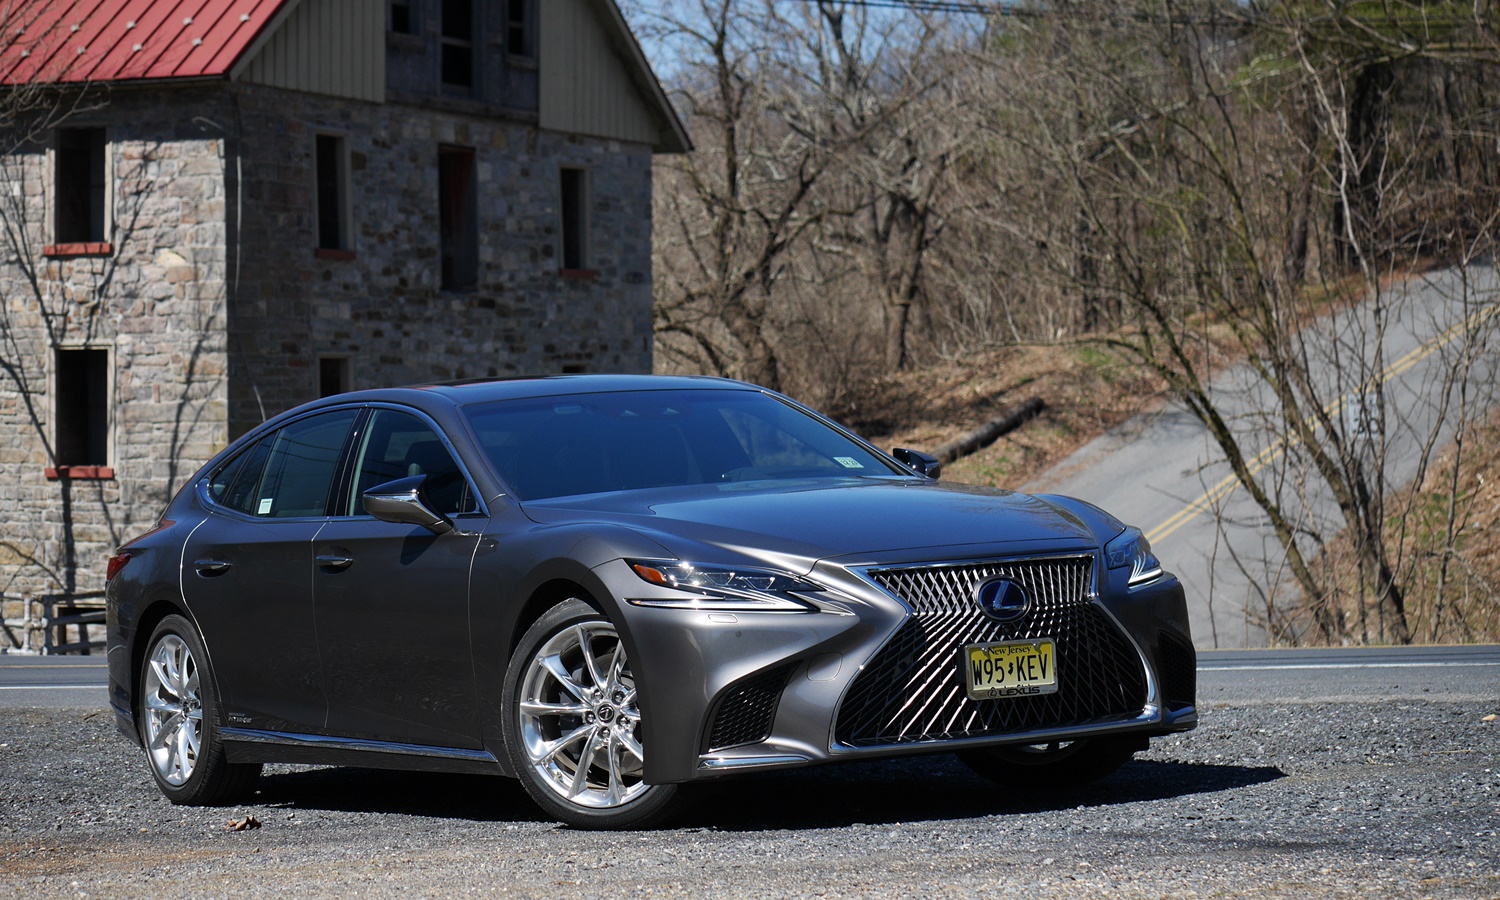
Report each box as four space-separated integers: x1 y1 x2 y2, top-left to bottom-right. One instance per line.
579 626 608 689
170 640 189 694
603 642 624 694
520 699 589 718
538 654 588 703
604 736 625 805
616 727 645 766
182 719 200 759
145 693 181 716
531 722 592 766
568 730 603 799
149 714 179 750
175 721 193 773
149 659 177 700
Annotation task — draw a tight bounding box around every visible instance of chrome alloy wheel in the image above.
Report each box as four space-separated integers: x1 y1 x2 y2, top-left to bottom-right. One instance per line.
142 633 203 786
517 621 651 809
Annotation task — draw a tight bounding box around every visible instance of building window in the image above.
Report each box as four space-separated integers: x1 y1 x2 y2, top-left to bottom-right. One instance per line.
315 134 350 253
440 0 474 89
560 167 588 271
507 0 533 58
439 145 478 291
319 356 350 398
54 127 107 246
390 0 415 34
54 348 109 468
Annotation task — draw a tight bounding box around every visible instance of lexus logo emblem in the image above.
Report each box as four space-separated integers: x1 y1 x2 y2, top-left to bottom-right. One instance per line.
973 577 1030 622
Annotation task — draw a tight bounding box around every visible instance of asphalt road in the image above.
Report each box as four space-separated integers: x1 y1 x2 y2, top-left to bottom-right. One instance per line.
2 647 1496 897
1028 265 1500 648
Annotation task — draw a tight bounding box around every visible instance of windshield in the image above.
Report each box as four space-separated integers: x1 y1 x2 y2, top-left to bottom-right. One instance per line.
462 389 904 500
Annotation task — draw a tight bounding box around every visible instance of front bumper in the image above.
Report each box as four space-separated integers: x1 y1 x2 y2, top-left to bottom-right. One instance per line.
601 550 1197 784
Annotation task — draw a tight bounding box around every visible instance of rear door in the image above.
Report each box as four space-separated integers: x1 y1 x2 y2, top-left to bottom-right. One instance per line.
182 408 359 734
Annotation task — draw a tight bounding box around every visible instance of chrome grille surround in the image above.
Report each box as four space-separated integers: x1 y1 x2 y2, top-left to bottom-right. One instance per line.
834 554 1152 748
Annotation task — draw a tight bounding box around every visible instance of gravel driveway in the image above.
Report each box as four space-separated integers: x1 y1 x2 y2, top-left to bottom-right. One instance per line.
2 696 1497 898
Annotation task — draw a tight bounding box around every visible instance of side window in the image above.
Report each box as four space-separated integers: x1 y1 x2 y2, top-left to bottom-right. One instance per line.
350 409 475 516
252 410 360 518
208 433 275 514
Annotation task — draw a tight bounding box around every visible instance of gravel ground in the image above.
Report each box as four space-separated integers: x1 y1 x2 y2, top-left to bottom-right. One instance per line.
1 699 1497 898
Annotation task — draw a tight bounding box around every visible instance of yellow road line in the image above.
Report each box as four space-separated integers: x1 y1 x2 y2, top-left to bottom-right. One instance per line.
1145 303 1499 546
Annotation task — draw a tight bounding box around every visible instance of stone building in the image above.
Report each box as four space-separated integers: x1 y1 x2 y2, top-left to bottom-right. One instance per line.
0 0 688 650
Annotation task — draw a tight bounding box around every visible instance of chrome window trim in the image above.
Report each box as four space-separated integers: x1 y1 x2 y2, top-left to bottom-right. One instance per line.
196 401 489 522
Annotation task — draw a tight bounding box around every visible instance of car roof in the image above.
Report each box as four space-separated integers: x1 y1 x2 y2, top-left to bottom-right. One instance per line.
310 374 760 410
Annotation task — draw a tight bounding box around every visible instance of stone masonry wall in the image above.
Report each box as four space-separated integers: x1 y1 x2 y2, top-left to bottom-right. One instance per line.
0 88 232 646
225 83 656 436
1 81 658 648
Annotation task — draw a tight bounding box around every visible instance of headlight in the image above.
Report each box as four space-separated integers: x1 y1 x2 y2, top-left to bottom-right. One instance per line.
1104 526 1163 587
624 559 817 612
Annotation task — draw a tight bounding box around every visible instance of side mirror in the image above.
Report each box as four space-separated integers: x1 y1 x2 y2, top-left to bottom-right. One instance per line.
363 475 454 535
892 448 942 480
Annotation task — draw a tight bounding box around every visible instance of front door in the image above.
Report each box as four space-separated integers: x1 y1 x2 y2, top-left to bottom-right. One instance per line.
312 407 483 749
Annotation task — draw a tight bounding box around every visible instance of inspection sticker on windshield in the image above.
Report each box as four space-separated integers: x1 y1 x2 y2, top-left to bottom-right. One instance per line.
834 457 864 469
962 638 1058 700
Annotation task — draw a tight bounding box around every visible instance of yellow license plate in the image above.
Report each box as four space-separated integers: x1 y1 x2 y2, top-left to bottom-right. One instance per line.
963 638 1058 700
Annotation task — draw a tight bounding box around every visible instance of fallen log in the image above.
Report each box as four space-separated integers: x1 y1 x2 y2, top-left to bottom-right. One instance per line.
930 397 1046 465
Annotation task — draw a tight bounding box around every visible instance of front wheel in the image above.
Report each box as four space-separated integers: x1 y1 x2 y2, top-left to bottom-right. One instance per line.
957 734 1143 790
138 614 261 804
502 599 682 829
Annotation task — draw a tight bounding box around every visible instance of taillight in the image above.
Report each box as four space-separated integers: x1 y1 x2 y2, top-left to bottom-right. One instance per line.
106 552 131 582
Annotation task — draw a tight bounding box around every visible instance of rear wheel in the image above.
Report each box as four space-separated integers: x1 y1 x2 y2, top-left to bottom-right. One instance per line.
958 735 1143 790
139 614 261 805
502 599 682 829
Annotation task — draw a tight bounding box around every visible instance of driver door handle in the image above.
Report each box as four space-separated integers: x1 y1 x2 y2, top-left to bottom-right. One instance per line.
316 554 354 570
193 559 232 575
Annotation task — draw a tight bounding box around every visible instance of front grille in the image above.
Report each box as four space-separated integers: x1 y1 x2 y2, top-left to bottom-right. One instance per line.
835 555 1148 747
705 665 793 752
1156 631 1196 710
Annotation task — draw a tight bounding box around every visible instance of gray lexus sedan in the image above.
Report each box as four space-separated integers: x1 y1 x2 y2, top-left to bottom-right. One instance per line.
106 375 1197 829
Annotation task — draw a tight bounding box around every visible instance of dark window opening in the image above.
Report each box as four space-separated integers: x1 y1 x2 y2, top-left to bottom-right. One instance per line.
55 128 106 244
253 410 360 518
315 135 347 251
439 146 479 291
319 356 350 398
55 348 109 466
349 409 476 516
441 0 474 89
507 0 533 57
390 0 414 34
560 167 587 270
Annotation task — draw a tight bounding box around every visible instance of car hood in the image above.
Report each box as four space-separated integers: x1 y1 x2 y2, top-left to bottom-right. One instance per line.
519 478 1096 572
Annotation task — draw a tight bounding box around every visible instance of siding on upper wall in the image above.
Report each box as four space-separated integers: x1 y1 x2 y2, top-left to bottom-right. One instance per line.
236 0 385 103
540 0 662 147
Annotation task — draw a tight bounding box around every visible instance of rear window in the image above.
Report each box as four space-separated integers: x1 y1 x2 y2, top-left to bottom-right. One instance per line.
462 389 900 501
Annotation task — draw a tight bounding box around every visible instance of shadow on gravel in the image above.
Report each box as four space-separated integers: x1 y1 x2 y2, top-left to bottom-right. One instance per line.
246 755 1283 831
251 768 551 823
677 757 1287 832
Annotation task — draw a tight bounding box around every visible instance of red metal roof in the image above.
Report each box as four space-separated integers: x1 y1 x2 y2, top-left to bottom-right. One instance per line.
0 0 290 86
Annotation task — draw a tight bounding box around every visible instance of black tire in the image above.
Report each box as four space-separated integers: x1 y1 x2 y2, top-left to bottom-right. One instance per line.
501 599 682 829
957 735 1142 790
138 614 261 805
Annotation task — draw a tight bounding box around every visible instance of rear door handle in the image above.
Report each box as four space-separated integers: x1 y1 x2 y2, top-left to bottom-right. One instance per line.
193 559 232 575
316 554 354 570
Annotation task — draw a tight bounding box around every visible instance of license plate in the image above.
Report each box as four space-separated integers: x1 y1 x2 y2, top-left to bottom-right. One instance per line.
962 638 1058 700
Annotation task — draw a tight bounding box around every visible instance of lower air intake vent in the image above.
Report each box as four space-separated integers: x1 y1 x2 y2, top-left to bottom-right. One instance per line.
706 665 793 752
1156 631 1197 710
